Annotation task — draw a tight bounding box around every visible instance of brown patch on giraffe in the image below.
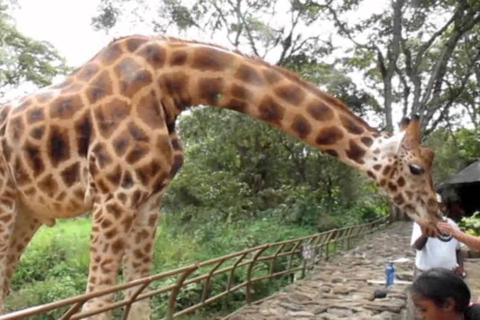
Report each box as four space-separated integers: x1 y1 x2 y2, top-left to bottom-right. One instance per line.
235 64 264 86
158 71 190 109
388 182 398 192
406 191 413 200
380 179 387 187
75 111 93 157
106 165 122 187
133 249 143 260
38 174 59 198
258 96 285 125
324 149 339 158
96 179 109 193
170 50 188 66
156 135 173 161
373 149 381 155
121 171 134 189
101 219 113 229
9 116 25 144
138 43 166 69
132 190 145 206
115 57 153 97
26 108 45 125
231 84 253 101
24 187 36 196
361 136 373 147
92 143 112 168
61 162 80 187
36 92 55 103
128 122 149 142
50 94 83 119
191 47 234 71
373 164 382 171
138 90 164 129
61 83 84 94
76 63 100 82
99 43 123 66
291 115 312 139
367 171 376 180
86 70 113 104
2 140 11 162
170 155 184 177
307 100 334 122
171 138 181 150
340 114 364 135
125 37 149 52
315 127 344 145
274 85 305 105
393 193 405 205
95 98 131 139
346 140 366 164
135 230 149 243
227 99 248 113
117 192 127 205
198 77 224 106
263 69 282 84
74 188 85 200
106 203 123 220
48 126 70 167
427 198 437 210
121 216 134 233
0 214 12 223
113 135 130 157
56 191 67 202
126 145 149 165
397 177 406 187
24 145 44 178
136 160 161 185
382 165 392 176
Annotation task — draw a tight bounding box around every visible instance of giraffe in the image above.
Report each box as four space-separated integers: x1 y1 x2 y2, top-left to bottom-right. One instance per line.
0 34 441 319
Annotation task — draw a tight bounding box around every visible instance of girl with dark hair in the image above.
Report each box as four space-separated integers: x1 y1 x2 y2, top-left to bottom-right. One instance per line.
411 268 480 320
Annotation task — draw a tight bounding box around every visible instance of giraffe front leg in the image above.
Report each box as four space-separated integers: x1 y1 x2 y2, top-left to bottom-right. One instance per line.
82 196 137 320
122 194 162 320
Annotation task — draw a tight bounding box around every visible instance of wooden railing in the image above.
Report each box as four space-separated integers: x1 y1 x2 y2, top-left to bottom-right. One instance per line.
0 217 388 320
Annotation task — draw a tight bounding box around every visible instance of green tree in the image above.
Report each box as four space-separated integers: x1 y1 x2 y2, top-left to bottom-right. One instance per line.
0 0 69 99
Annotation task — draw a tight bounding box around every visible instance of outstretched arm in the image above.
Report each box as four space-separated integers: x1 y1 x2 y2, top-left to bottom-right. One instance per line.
438 222 480 251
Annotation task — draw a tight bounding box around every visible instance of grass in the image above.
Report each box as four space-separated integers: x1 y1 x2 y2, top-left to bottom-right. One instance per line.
5 215 316 319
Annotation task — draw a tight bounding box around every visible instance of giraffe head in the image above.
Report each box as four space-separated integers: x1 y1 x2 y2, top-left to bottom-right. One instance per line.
371 115 440 235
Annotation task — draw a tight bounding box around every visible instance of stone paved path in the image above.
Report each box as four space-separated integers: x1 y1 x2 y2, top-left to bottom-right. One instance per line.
229 221 480 320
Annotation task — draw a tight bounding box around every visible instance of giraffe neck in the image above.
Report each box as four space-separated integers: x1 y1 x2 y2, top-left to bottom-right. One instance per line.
86 36 384 176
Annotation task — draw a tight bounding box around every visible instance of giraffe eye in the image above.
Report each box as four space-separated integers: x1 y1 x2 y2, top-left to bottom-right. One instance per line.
409 164 425 175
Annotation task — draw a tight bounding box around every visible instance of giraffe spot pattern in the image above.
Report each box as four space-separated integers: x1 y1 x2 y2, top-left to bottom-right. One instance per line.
113 135 130 157
397 177 406 187
48 126 70 167
24 143 44 177
291 115 311 138
36 92 54 103
231 84 253 101
14 157 31 185
92 143 112 168
125 37 149 52
50 94 83 119
27 108 44 125
393 193 405 205
346 140 366 164
138 43 166 69
86 71 113 104
191 47 234 71
258 96 285 124
198 77 224 106
74 112 93 157
61 83 83 94
61 162 80 187
307 101 334 121
325 149 339 158
373 164 382 171
156 135 173 162
128 122 149 142
226 99 248 113
121 171 134 189
274 85 305 105
126 146 149 165
76 63 100 82
235 64 263 86
116 60 153 98
9 116 25 144
94 98 131 139
38 174 59 198
361 136 373 147
158 72 190 109
170 50 188 66
315 126 344 145
136 160 161 185
170 154 184 177
137 90 164 129
106 165 122 187
262 69 282 84
99 43 123 66
340 114 364 135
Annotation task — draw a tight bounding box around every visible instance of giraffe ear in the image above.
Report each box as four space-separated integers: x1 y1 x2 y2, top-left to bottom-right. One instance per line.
377 131 406 156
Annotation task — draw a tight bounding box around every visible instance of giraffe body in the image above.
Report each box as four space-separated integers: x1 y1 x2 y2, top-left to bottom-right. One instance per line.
0 35 440 319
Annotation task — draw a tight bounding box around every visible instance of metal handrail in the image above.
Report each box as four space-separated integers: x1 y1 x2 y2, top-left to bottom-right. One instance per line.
0 217 388 320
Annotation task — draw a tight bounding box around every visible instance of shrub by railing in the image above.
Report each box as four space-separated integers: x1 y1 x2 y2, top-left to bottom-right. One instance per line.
0 218 388 320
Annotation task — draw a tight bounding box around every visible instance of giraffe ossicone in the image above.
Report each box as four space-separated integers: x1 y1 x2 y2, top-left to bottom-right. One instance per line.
0 34 440 319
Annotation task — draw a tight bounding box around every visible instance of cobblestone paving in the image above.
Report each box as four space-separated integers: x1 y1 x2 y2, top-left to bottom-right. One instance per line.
229 221 480 320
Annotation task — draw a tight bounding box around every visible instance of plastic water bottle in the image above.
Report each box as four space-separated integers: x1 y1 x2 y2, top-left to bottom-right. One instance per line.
386 262 395 287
